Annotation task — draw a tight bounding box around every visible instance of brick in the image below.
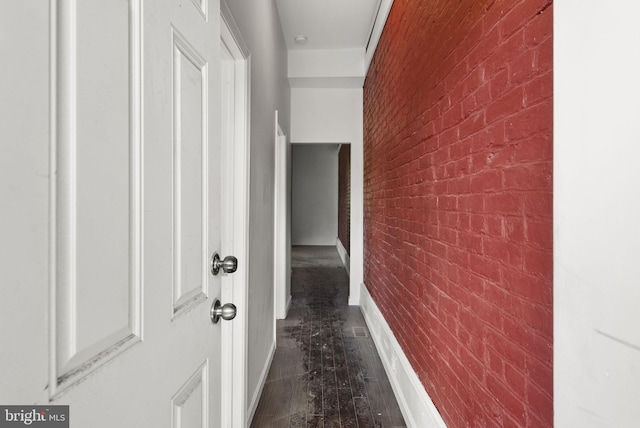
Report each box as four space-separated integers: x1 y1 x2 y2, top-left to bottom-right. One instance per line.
485 193 523 215
524 4 552 48
481 235 506 259
499 0 552 40
509 48 538 86
486 86 524 123
469 24 501 67
485 215 503 237
463 65 487 98
504 216 525 243
486 375 527 426
459 194 485 213
525 218 552 249
442 104 464 130
526 377 553 426
363 0 553 426
521 302 553 338
450 176 472 194
504 362 526 397
524 69 551 106
470 213 485 231
503 267 549 305
470 253 502 283
523 247 552 280
523 191 552 218
526 355 553 394
506 243 524 269
513 132 552 163
502 162 552 191
470 170 503 192
536 35 553 74
459 232 483 255
489 69 510 100
460 344 486 383
502 313 529 344
486 327 526 370
460 110 486 139
505 103 553 141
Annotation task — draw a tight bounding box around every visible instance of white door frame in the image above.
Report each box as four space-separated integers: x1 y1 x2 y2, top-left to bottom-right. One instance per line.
220 3 251 427
274 111 291 320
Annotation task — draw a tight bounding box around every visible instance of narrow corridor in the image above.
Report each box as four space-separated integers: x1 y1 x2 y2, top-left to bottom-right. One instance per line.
251 246 406 428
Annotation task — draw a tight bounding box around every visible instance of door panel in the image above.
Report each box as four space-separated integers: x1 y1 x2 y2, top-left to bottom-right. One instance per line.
172 29 208 316
52 0 142 395
171 362 209 427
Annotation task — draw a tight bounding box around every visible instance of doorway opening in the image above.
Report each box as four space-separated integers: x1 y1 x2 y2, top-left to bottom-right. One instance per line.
274 142 352 321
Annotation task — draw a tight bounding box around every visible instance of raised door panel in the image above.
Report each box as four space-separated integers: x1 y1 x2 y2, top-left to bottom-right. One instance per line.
171 29 208 317
52 0 142 396
171 361 209 428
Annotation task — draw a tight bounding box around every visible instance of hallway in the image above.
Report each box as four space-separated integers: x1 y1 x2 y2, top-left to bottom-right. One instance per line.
252 246 406 427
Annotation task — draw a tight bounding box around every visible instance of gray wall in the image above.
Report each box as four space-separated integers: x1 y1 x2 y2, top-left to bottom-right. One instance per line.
291 144 339 245
224 0 291 417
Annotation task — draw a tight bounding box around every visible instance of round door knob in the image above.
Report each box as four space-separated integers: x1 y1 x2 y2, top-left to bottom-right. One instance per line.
210 299 237 324
210 253 238 275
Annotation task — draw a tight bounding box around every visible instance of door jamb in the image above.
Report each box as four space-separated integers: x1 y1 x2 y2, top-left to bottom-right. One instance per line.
274 111 291 320
220 3 250 427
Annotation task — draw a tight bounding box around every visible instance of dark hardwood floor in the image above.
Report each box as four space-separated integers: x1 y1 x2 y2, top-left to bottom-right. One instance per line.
251 246 406 428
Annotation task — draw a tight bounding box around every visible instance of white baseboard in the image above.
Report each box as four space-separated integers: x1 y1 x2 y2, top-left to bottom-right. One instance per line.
336 238 350 275
276 293 292 320
359 284 447 428
246 340 276 426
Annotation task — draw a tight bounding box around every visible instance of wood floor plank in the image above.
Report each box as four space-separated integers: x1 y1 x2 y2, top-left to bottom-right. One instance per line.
337 387 358 428
251 246 406 428
378 380 406 426
353 397 376 428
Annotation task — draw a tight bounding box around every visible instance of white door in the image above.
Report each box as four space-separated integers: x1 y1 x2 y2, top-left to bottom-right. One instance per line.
0 1 242 427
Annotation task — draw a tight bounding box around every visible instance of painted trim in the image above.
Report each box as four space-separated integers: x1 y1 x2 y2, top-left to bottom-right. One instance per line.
274 111 290 320
359 284 448 428
336 237 350 276
220 5 251 427
285 294 292 314
247 340 276 427
365 0 394 73
220 1 250 56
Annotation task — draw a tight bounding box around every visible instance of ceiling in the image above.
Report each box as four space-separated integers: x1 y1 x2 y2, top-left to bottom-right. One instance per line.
275 0 382 51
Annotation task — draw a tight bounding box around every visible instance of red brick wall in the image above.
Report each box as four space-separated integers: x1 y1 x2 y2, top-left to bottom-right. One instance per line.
363 0 553 426
338 144 351 255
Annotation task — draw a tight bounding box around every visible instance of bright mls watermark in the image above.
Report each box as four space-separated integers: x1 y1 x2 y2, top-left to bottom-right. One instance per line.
0 406 68 427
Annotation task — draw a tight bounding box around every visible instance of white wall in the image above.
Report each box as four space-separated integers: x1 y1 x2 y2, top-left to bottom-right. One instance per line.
555 2 640 426
291 144 339 245
288 48 365 88
291 88 363 305
224 0 291 419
